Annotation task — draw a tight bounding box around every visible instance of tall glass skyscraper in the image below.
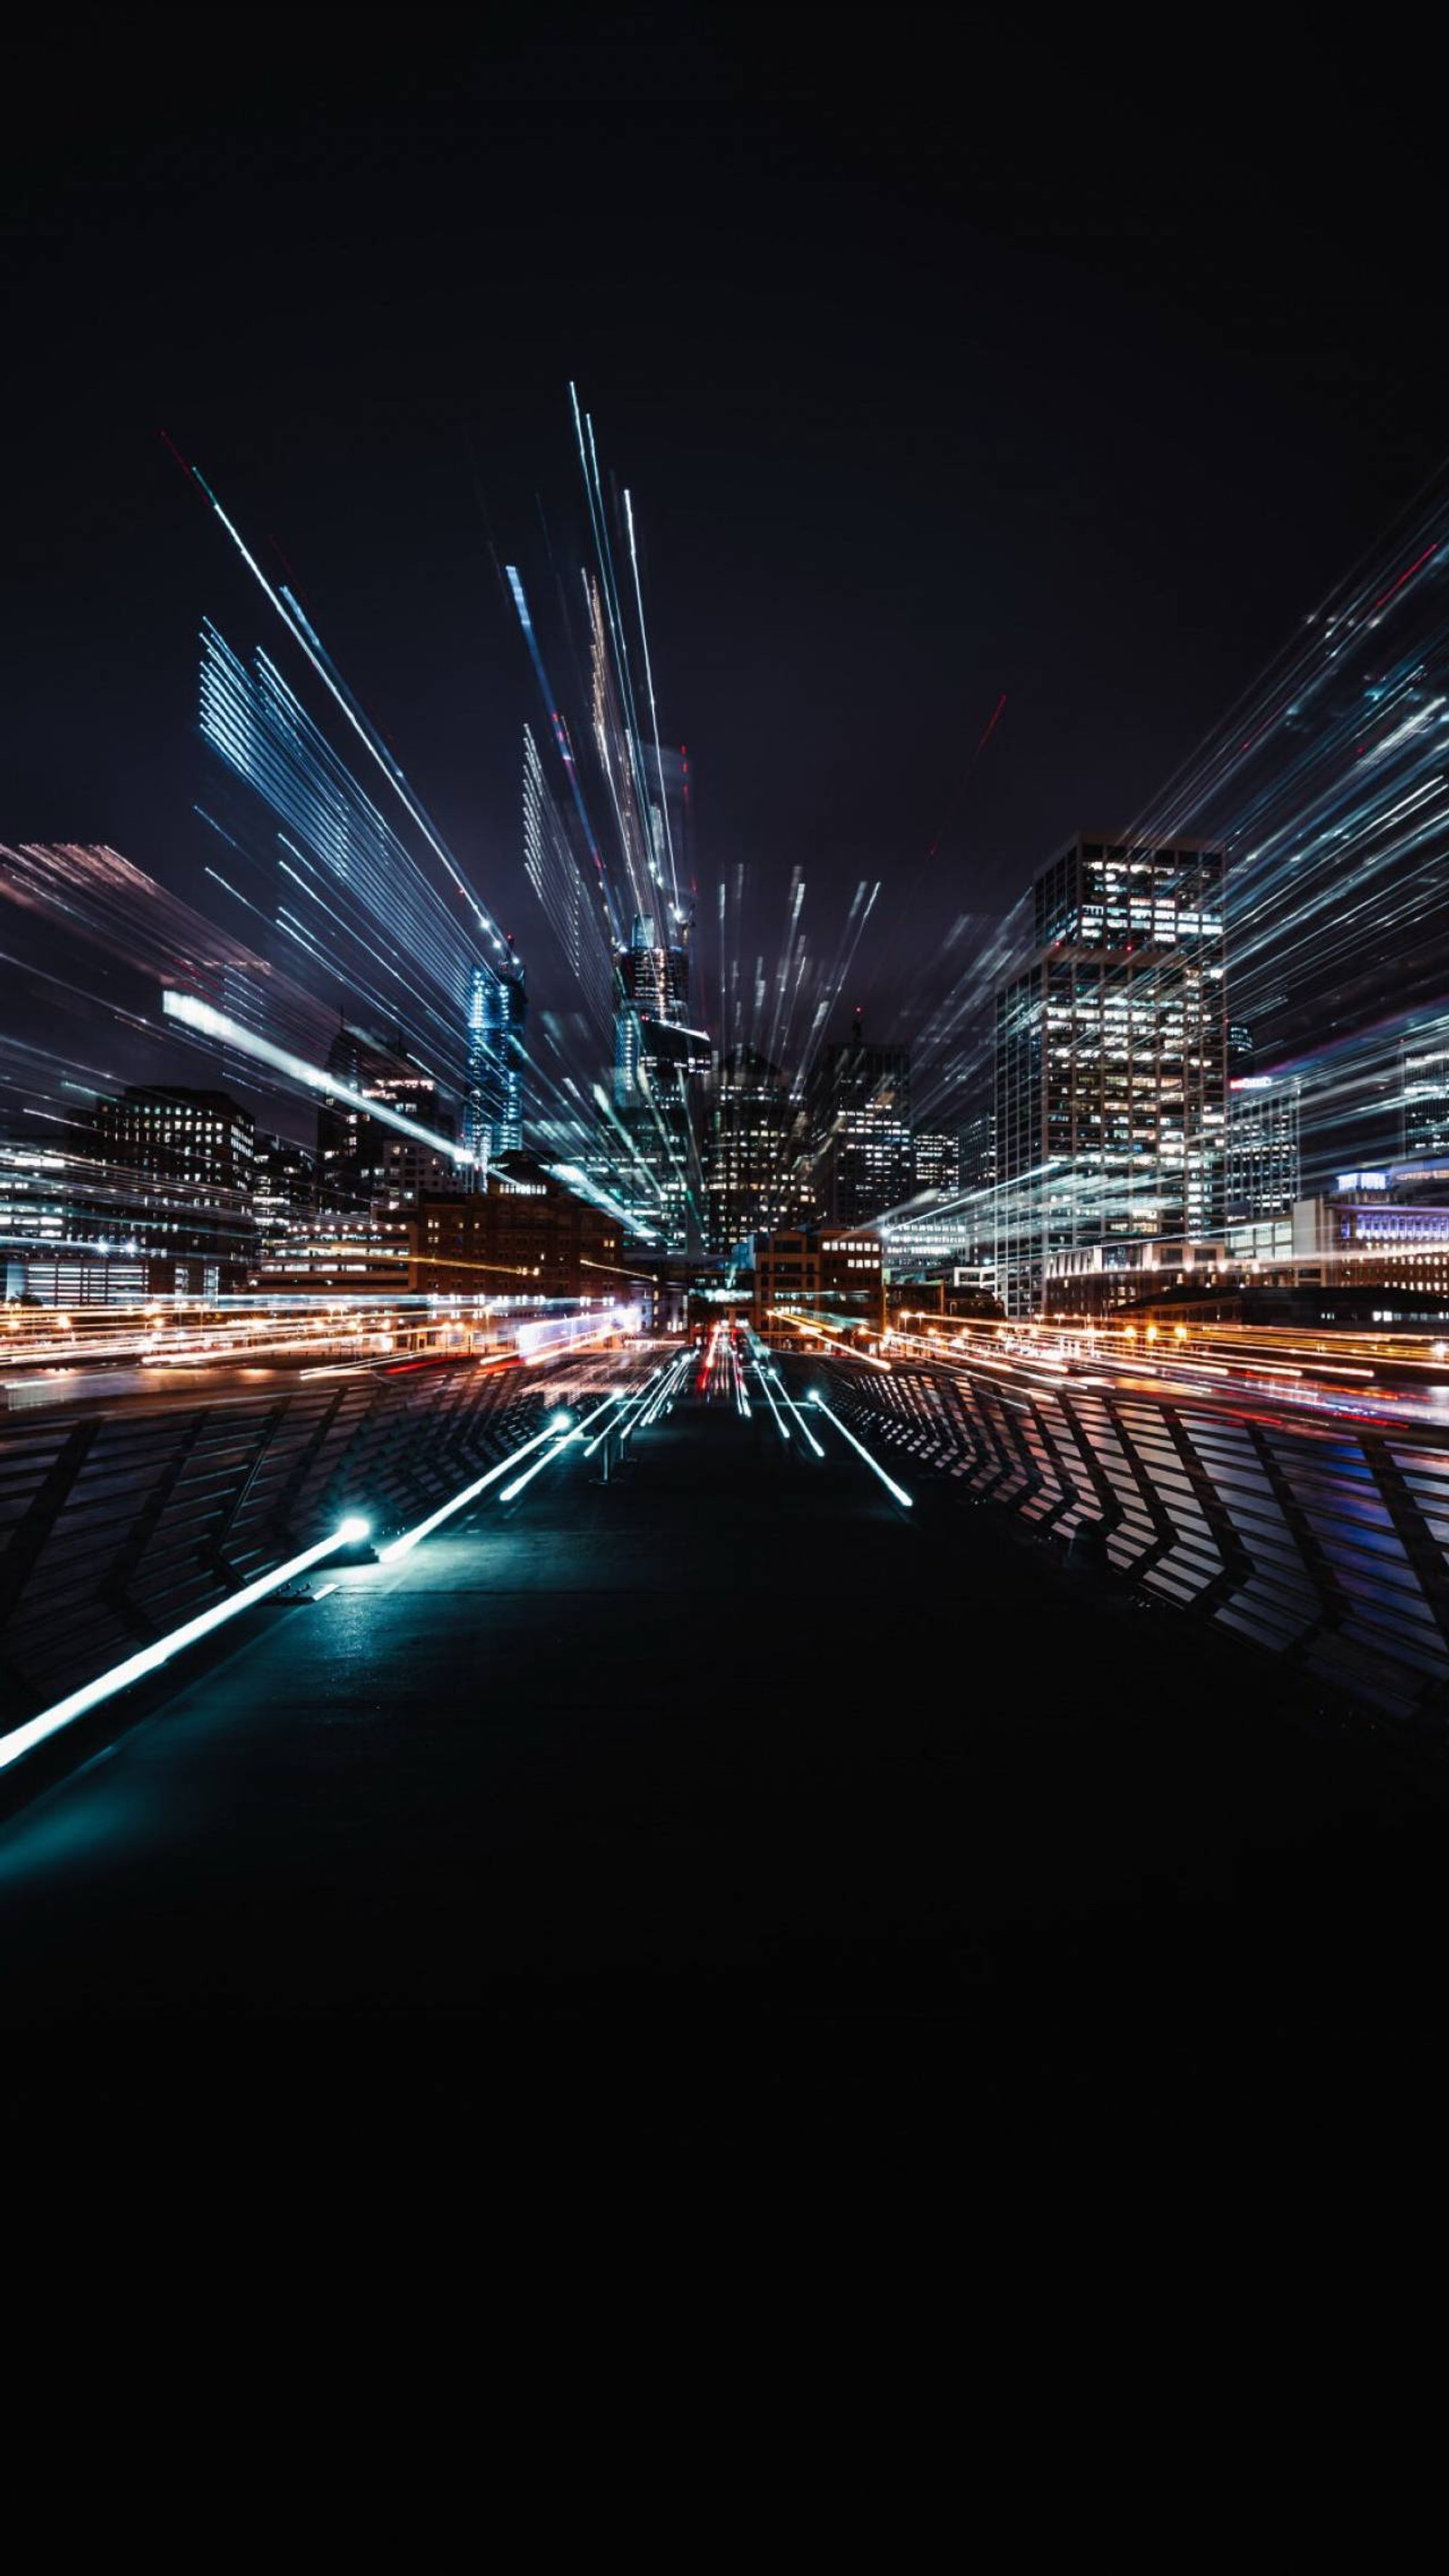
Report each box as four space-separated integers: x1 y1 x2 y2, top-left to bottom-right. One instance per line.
994 834 1227 1315
610 915 708 1253
467 953 528 1169
808 1010 913 1227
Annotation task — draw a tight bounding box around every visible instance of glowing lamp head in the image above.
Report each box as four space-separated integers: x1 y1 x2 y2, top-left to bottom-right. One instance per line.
549 1411 574 1434
336 1516 371 1545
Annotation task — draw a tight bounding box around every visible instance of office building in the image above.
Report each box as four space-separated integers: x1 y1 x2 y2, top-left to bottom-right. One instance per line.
959 1106 996 1195
994 833 1227 1315
752 1224 886 1341
252 1211 410 1296
913 1131 961 1194
252 1133 316 1257
1044 1172 1449 1324
612 913 710 1254
90 1085 256 1293
317 1026 468 1213
408 1156 620 1299
1226 1074 1300 1223
0 1127 71 1264
467 952 528 1166
809 1010 913 1227
1403 1042 1449 1164
706 1047 800 1253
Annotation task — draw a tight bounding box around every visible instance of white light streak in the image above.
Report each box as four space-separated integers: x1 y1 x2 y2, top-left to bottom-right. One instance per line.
0 1518 370 1776
810 1393 914 1508
161 991 475 1166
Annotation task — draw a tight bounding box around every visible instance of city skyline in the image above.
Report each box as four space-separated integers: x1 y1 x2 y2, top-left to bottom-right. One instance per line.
11 15 1449 2128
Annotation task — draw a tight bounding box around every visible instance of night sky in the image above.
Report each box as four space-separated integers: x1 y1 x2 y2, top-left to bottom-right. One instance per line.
5 16 1445 1049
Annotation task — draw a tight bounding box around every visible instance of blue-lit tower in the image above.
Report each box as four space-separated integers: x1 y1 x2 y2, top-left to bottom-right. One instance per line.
467 950 528 1169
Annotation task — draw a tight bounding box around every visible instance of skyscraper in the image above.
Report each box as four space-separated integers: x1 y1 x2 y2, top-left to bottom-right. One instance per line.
809 1010 913 1227
90 1086 257 1292
706 1046 797 1253
1226 1074 1300 1223
467 952 528 1168
994 834 1227 1314
611 913 709 1252
317 1027 465 1213
913 1131 961 1194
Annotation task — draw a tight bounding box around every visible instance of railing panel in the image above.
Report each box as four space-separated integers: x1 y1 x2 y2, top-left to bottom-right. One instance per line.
817 1355 1449 1719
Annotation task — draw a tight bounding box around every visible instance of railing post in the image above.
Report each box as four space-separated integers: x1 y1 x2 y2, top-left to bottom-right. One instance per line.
0 1422 101 1627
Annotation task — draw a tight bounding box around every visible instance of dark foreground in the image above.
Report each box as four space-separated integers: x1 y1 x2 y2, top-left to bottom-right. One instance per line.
4 1379 1449 2134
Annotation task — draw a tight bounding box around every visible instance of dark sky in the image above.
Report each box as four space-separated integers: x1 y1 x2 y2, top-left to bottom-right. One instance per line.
5 13 1446 1053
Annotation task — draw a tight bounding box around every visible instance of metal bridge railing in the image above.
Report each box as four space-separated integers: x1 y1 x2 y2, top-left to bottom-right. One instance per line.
0 1362 543 1726
814 1355 1449 1720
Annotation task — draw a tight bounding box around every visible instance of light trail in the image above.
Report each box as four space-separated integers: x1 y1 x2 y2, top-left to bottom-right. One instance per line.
160 990 476 1166
770 1366 826 1457
751 1353 791 1440
497 1411 581 1504
771 1310 893 1369
809 1393 914 1508
638 1347 690 1427
0 1515 372 1776
178 453 510 955
623 487 680 910
379 1417 582 1558
583 1358 670 1454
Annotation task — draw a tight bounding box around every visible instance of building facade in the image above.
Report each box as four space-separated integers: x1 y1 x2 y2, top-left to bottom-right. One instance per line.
1226 1073 1300 1223
408 1156 621 1299
913 1130 961 1194
705 1046 803 1254
317 1026 469 1213
994 834 1227 1315
1402 1042 1449 1164
90 1085 256 1292
809 1011 913 1227
1044 1172 1449 1320
251 1211 410 1297
611 913 710 1254
467 953 528 1166
752 1224 886 1341
252 1133 316 1257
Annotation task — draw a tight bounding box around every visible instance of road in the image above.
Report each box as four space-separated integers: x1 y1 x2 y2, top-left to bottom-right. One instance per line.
4 1356 1449 2125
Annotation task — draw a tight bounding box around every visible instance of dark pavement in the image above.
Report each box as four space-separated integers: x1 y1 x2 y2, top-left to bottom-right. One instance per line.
5 1377 1449 2129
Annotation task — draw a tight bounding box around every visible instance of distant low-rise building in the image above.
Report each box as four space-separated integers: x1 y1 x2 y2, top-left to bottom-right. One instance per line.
408 1156 620 1299
753 1223 885 1341
1042 1171 1449 1321
252 1211 410 1297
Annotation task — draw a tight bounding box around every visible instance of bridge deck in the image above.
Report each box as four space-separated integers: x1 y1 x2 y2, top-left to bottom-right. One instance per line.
3 1388 1448 2118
